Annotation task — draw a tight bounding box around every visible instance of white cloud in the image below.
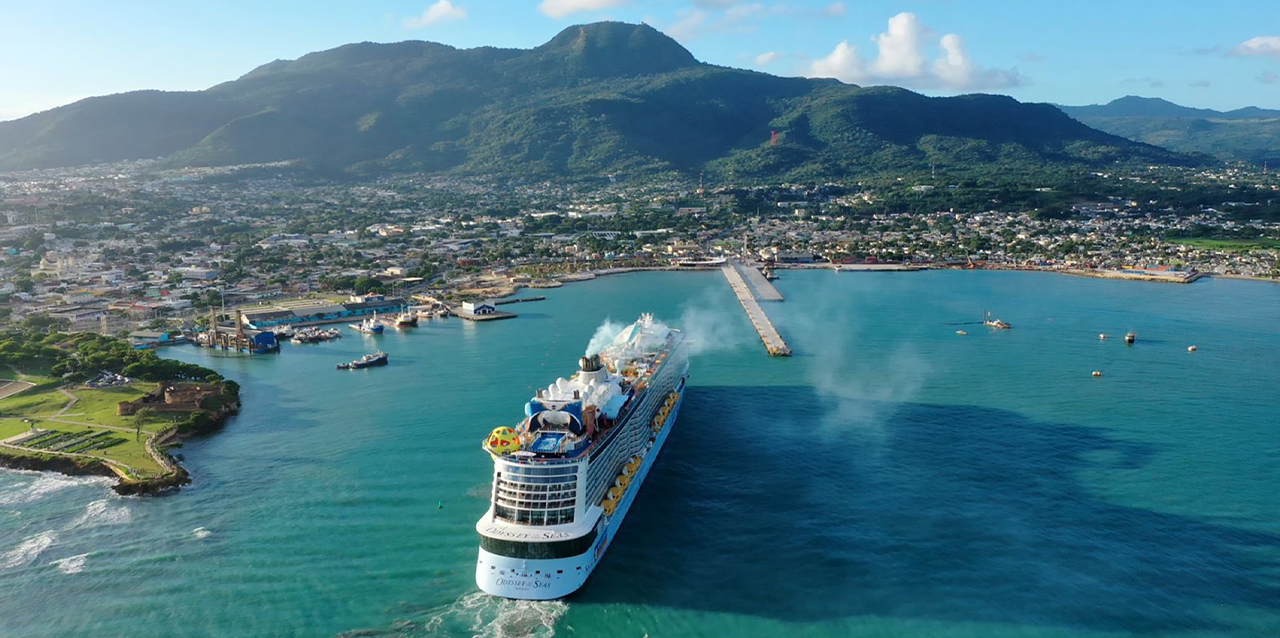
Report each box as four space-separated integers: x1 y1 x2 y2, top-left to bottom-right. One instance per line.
667 9 709 40
1232 36 1280 59
805 12 1021 91
538 0 629 19
756 51 780 66
823 2 847 18
403 0 467 29
665 2 785 41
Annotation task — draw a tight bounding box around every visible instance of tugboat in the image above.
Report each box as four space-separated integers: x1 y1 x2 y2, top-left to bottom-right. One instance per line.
350 313 385 334
984 311 1012 330
337 351 389 370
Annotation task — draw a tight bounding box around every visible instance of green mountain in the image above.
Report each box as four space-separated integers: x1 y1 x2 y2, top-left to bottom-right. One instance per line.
1059 96 1280 166
0 23 1197 179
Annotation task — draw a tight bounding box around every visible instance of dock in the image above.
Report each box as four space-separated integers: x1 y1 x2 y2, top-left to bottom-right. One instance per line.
732 260 783 301
722 264 791 356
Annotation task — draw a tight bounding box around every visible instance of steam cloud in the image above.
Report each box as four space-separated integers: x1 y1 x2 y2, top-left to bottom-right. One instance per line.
585 318 625 356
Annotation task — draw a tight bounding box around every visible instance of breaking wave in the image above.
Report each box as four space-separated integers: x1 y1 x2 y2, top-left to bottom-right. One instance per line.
193 527 211 539
0 472 112 506
69 499 131 529
0 531 57 570
52 553 88 574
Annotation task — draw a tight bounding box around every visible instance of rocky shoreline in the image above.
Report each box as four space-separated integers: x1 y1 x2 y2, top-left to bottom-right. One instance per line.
0 395 239 496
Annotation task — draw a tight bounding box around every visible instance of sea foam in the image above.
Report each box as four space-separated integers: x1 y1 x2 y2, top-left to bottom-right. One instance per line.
0 531 57 570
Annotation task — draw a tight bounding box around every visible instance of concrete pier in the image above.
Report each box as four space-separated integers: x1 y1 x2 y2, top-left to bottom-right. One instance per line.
722 265 791 356
732 260 783 301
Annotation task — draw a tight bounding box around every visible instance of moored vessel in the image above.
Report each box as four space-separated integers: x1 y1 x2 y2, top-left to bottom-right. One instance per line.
475 314 689 600
350 313 385 334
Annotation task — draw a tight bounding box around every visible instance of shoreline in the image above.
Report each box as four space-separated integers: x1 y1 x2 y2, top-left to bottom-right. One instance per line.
0 392 239 496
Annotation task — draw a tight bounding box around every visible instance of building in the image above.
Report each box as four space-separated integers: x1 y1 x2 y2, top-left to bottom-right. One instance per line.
462 300 498 315
239 296 407 329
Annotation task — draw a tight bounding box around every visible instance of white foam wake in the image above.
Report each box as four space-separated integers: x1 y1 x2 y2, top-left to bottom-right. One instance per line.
192 527 211 539
51 553 88 574
419 591 567 638
0 531 57 570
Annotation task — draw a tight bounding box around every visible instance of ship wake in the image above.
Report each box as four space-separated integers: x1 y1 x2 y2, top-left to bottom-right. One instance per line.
356 591 567 638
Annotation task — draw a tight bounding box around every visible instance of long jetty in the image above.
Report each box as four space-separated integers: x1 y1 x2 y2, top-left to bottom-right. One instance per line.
722 262 791 356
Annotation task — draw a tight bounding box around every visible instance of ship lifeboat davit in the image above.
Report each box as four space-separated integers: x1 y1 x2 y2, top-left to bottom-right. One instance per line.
485 427 521 454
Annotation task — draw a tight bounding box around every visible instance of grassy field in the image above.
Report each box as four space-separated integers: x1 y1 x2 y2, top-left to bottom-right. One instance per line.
1170 237 1280 252
0 382 176 477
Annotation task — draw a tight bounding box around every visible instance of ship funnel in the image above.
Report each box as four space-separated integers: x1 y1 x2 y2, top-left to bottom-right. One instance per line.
579 354 603 373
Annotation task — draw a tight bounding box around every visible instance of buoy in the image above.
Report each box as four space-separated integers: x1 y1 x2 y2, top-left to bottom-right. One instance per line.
1188 345 1197 352
1092 371 1102 377
437 500 444 509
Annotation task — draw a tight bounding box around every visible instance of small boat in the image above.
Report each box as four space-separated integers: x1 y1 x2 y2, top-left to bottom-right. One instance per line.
337 352 389 370
956 330 968 335
983 311 1011 330
1125 332 1136 344
386 311 418 328
1187 345 1197 352
350 313 385 334
1098 333 1108 340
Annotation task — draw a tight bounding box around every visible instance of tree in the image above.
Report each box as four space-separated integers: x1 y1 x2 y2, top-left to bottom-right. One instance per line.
134 406 157 440
353 276 386 295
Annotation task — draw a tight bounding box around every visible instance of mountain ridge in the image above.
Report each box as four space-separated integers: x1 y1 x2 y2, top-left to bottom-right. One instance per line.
1059 96 1280 166
0 22 1197 178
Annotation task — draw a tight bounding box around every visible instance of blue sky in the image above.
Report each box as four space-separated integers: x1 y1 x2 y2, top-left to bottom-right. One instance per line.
2 0 1278 121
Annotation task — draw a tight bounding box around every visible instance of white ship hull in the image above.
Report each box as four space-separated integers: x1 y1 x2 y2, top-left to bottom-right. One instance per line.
476 387 685 599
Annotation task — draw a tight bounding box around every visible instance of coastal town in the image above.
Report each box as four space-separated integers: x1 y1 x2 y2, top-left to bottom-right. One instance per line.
1 160 1277 336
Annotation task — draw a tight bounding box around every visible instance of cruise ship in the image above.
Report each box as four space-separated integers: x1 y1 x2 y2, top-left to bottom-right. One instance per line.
475 314 689 599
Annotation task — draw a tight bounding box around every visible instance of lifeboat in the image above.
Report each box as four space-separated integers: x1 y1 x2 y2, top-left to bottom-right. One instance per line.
622 464 636 477
615 474 631 489
608 486 624 501
601 497 617 515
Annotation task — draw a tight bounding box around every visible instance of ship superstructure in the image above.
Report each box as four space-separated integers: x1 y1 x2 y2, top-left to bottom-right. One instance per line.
475 314 689 599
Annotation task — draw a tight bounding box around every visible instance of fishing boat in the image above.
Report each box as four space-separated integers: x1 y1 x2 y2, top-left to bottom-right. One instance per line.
984 311 1012 330
336 351 389 370
350 313 385 334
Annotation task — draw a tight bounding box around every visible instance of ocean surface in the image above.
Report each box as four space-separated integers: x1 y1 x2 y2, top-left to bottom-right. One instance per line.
1 270 1278 638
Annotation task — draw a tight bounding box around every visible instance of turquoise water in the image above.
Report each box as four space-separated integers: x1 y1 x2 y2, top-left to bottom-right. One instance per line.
1 270 1278 637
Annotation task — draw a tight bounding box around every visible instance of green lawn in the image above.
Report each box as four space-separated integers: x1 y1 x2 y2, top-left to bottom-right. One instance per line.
0 381 176 478
0 420 33 440
1170 237 1280 252
0 382 68 417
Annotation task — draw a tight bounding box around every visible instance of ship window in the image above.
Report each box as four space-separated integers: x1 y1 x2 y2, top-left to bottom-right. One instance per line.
480 529 597 560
